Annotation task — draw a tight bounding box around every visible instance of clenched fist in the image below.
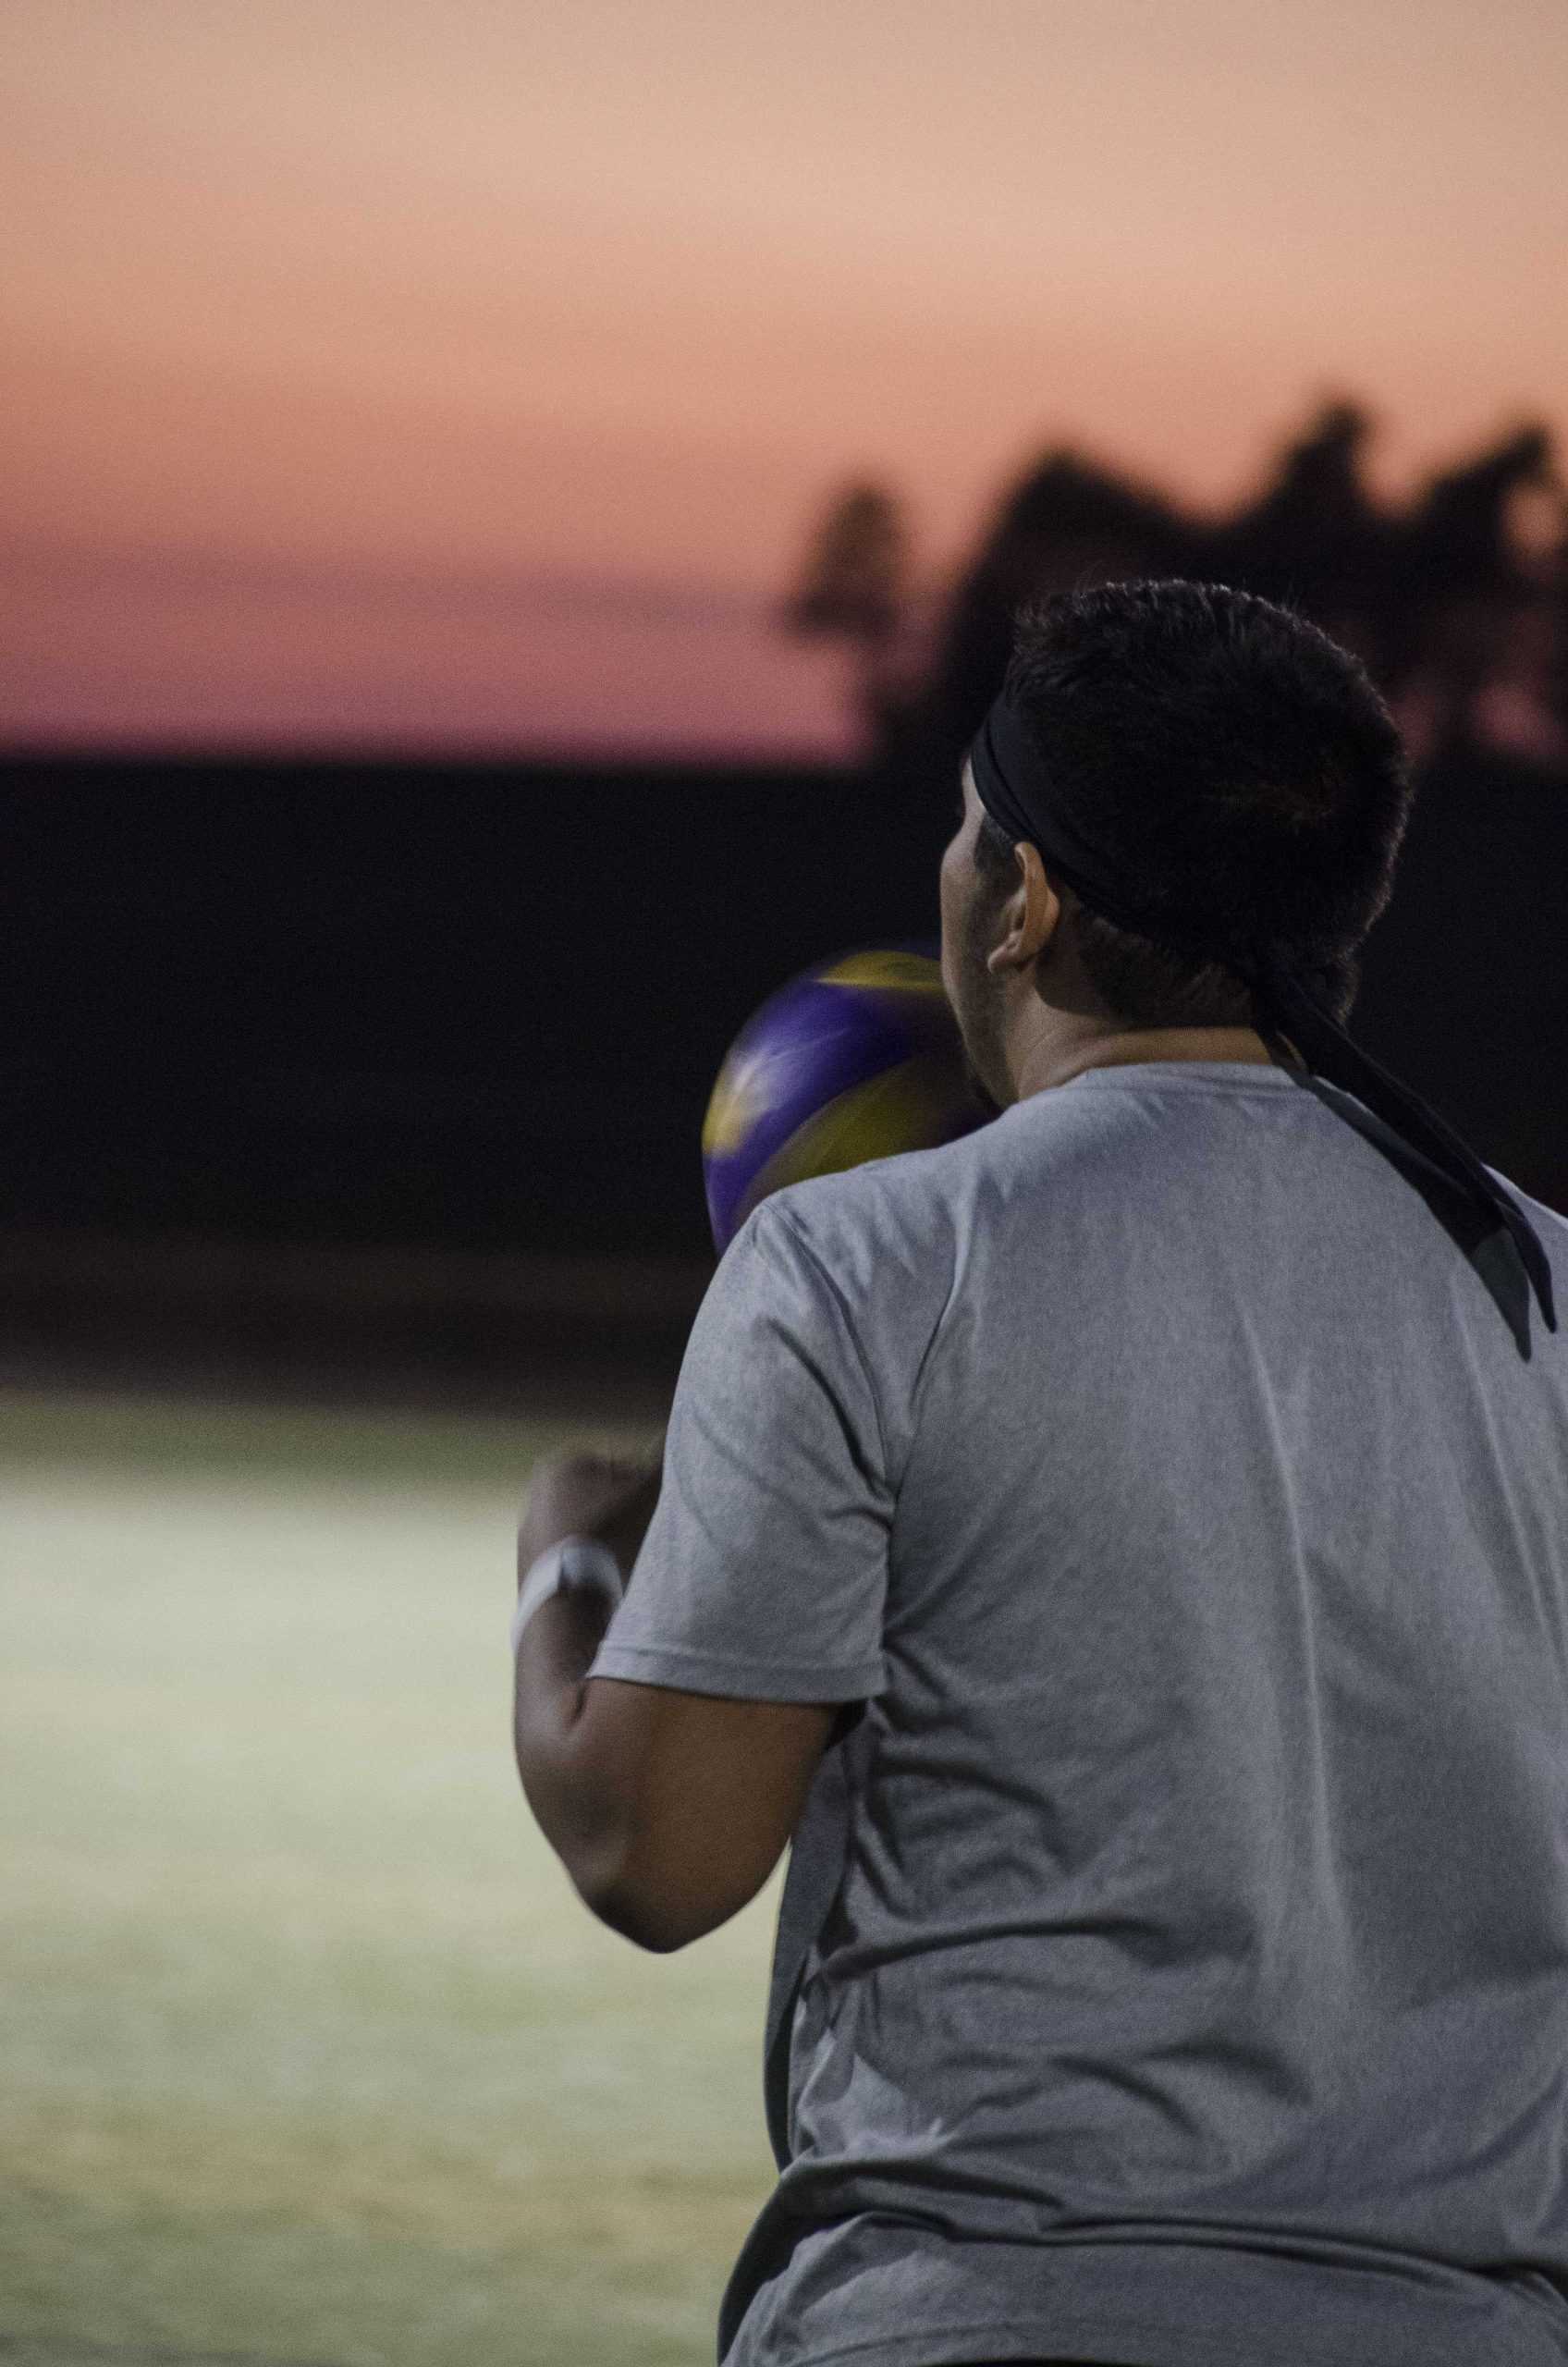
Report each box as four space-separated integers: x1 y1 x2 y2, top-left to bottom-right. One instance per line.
516 1441 666 1596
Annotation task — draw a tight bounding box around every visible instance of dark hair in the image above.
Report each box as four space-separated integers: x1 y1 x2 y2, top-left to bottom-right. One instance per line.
972 579 1414 1028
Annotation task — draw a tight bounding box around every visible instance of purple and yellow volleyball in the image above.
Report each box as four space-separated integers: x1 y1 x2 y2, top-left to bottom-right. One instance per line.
701 943 991 1255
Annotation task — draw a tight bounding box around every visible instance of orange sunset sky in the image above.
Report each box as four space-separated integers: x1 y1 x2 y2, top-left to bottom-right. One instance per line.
4 0 1565 756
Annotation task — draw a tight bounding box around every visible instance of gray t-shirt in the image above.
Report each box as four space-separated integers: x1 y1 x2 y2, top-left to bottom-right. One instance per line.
587 1059 1568 2367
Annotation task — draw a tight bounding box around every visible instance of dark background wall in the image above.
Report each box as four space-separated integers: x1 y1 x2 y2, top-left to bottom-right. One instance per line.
2 756 954 1264
3 748 1563 1282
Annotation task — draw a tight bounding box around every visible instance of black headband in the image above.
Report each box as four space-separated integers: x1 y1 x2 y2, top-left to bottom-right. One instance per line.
968 692 1557 1343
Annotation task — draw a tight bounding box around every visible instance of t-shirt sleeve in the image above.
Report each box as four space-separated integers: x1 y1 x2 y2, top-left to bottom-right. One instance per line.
585 1196 891 1703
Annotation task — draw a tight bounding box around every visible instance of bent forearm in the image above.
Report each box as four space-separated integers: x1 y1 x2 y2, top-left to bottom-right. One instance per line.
513 1584 623 1889
516 1600 739 1950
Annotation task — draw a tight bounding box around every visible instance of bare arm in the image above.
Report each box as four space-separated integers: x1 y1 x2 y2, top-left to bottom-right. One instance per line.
509 1443 839 1953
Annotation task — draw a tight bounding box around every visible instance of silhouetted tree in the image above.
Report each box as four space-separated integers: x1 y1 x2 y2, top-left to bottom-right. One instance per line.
1213 400 1397 668
1389 425 1557 754
1405 426 1554 600
912 450 1199 788
781 483 912 740
1547 497 1568 746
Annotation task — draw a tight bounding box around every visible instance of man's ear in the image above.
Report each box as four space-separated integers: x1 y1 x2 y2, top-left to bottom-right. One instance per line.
986 842 1061 976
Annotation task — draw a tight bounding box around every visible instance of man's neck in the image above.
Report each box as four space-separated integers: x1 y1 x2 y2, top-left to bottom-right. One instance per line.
1013 1024 1279 1100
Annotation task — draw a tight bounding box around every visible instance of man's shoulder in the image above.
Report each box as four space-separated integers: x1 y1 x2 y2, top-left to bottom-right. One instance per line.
756 1081 1156 1269
760 1113 1002 1259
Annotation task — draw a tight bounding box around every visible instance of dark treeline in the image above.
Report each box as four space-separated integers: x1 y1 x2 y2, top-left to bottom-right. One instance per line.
785 401 1568 786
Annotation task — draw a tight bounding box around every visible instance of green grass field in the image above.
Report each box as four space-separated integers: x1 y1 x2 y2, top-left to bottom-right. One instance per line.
0 1388 783 2367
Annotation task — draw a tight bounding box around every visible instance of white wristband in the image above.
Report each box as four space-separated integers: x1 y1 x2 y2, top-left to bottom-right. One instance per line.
510 1535 627 1657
